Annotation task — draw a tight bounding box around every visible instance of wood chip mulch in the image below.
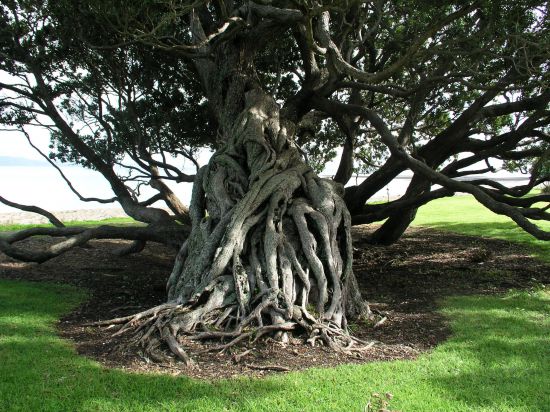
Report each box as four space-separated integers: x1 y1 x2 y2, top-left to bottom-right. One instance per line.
1 226 548 379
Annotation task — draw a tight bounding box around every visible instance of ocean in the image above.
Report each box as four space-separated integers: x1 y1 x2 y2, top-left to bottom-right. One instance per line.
0 165 194 212
0 165 531 213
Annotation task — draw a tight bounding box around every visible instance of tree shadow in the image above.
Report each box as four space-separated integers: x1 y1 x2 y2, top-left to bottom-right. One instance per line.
0 280 285 411
425 292 550 411
421 221 549 261
1 261 549 410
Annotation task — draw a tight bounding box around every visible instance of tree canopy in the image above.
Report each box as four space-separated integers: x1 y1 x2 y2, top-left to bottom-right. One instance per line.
1 0 549 361
1 0 548 246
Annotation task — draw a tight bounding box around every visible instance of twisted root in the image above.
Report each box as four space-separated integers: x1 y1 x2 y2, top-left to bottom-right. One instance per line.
92 278 373 366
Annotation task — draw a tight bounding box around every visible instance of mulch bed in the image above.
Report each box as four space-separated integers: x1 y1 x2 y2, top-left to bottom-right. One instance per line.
0 225 548 379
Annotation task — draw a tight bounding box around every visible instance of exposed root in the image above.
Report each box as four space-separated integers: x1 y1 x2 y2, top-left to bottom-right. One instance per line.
162 327 193 366
92 287 375 365
93 90 374 365
374 316 388 329
232 349 253 363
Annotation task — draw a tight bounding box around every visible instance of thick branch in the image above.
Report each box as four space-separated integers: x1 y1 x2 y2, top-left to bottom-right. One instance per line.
351 188 454 225
0 224 188 263
30 67 171 224
364 108 550 241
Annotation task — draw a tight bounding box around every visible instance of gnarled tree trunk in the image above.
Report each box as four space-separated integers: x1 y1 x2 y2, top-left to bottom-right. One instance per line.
102 90 369 362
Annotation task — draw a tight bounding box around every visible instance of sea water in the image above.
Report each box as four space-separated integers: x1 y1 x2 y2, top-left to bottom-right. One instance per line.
0 165 194 212
0 165 531 213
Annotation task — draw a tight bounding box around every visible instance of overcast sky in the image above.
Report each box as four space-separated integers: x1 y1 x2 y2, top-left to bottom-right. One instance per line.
0 127 50 162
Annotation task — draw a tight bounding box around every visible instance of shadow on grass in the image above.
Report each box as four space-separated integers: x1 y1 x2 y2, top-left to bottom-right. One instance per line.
0 282 284 411
430 292 550 411
0 280 549 411
419 221 550 262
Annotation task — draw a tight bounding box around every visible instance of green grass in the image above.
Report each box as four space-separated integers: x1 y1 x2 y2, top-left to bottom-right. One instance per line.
413 195 550 262
0 280 549 411
0 217 138 232
1 195 549 410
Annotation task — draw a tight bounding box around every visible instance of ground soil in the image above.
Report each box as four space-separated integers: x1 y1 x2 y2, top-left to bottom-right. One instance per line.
0 225 548 379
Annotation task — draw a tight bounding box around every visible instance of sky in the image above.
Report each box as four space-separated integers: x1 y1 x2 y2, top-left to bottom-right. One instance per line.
0 114 531 213
0 127 199 212
0 127 50 161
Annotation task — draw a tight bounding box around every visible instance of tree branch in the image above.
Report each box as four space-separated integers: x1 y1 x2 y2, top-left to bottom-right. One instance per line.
0 224 189 263
351 188 454 225
0 196 64 228
315 4 476 84
21 128 118 204
363 108 550 240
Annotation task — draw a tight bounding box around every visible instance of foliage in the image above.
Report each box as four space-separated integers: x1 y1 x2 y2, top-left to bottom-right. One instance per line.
0 0 549 255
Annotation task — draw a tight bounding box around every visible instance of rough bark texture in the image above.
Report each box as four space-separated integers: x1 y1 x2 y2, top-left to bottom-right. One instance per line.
369 176 431 244
104 90 369 361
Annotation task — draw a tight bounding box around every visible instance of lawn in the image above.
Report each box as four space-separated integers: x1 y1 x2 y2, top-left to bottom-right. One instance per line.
0 281 548 412
413 195 550 262
0 217 138 233
0 195 549 411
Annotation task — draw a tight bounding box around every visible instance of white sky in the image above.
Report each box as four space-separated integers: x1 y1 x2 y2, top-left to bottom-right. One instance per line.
0 73 529 213
0 125 530 213
0 127 50 160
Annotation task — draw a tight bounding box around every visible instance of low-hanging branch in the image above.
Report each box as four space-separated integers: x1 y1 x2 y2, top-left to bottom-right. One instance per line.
351 188 455 225
363 108 550 241
0 223 189 263
0 196 65 228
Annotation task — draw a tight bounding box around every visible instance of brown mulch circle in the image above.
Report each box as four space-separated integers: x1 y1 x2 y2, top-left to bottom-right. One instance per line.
0 225 548 379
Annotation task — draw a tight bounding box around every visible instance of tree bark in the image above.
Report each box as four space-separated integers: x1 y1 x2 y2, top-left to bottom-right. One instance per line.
333 134 355 185
106 90 369 358
369 175 430 245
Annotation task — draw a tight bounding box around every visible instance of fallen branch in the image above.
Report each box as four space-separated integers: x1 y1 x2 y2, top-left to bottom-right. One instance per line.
244 363 290 372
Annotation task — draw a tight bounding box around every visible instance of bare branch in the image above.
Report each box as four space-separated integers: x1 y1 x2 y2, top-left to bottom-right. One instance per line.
0 224 188 263
0 196 64 227
20 128 118 204
363 108 550 240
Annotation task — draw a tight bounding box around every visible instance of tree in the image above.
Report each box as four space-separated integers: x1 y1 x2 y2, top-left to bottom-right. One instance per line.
1 0 549 361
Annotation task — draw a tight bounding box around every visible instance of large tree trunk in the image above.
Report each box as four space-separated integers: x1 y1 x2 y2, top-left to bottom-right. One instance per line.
369 175 431 245
369 208 418 245
102 90 369 362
